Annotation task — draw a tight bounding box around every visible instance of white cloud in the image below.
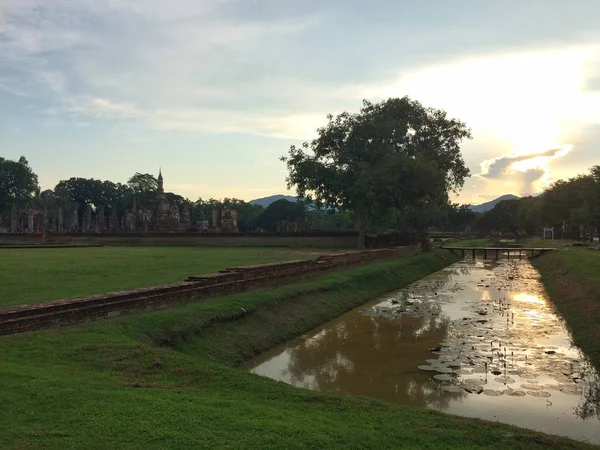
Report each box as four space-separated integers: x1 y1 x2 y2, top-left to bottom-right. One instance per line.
63 96 325 139
354 45 600 148
1 0 326 138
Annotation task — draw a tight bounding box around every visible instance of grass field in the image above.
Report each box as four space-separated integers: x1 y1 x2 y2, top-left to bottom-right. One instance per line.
0 246 324 307
0 250 591 449
446 238 493 247
531 245 600 371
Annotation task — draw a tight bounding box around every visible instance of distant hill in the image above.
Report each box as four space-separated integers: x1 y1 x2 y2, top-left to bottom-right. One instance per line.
249 194 297 207
469 194 520 213
251 193 521 212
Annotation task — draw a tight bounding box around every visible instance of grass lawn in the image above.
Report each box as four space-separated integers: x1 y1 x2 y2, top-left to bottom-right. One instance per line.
446 238 493 247
0 251 591 449
523 237 578 248
0 246 324 307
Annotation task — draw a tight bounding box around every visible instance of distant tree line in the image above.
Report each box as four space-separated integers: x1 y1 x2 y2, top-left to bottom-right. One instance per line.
0 153 476 236
0 157 357 232
474 166 600 240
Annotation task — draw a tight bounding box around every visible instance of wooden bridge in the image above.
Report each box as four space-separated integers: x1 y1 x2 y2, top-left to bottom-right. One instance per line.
441 246 557 259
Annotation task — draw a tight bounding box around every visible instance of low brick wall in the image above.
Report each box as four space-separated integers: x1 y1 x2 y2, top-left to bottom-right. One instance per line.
0 245 421 335
0 233 359 248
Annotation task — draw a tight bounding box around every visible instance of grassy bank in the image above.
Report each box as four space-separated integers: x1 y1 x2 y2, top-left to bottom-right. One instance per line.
0 251 593 449
446 238 493 247
531 247 600 370
0 246 324 307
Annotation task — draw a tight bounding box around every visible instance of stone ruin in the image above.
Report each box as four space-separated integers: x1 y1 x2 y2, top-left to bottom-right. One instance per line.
3 170 235 234
209 208 238 233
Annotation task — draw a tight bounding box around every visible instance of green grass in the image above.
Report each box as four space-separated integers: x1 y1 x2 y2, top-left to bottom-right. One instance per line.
0 251 592 449
0 246 325 307
523 237 578 248
531 246 600 370
446 238 493 247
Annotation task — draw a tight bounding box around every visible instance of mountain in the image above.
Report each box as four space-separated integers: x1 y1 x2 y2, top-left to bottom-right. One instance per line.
469 194 520 213
249 194 297 207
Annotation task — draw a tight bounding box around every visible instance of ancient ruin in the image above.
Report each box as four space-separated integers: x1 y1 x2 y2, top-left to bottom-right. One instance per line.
3 170 236 234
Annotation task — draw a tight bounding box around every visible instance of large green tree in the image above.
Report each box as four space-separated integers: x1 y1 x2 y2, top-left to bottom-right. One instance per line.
127 173 158 209
282 97 471 248
0 156 39 216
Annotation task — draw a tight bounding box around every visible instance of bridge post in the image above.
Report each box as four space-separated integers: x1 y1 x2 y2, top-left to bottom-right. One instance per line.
472 249 475 260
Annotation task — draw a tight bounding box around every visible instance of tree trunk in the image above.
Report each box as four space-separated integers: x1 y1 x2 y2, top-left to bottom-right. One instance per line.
356 205 366 250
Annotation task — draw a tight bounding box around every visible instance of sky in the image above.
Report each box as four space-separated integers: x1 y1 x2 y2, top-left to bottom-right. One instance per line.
1 0 599 205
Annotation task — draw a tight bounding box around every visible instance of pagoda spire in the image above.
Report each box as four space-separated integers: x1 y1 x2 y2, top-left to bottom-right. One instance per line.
157 167 164 194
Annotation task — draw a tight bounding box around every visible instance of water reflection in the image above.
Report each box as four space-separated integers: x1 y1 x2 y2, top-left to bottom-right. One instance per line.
247 259 600 444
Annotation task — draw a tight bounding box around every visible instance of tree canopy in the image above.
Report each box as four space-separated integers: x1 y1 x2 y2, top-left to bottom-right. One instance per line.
0 156 39 215
282 97 472 247
259 199 306 231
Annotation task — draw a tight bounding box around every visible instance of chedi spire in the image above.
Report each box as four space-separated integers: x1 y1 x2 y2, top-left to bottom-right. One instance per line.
157 168 164 194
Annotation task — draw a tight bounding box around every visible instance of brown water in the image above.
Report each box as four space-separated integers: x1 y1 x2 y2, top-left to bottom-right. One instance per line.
247 258 600 444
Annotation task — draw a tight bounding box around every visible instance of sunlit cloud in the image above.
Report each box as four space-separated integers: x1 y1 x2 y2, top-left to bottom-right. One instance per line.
480 148 572 179
476 145 574 194
473 145 573 195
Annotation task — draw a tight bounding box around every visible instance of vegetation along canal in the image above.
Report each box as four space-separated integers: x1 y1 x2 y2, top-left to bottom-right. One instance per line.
247 257 600 444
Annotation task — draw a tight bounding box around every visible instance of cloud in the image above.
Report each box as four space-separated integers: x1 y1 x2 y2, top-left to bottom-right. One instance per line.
475 146 573 196
60 96 326 139
3 0 600 202
586 75 600 92
1 0 329 138
479 148 571 179
2 1 600 142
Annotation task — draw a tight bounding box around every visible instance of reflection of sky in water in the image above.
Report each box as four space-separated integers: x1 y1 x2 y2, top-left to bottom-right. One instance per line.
247 259 600 444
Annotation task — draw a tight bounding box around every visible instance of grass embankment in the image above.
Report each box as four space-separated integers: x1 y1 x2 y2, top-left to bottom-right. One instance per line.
446 238 493 247
524 237 577 248
531 246 600 371
0 246 323 307
0 251 591 449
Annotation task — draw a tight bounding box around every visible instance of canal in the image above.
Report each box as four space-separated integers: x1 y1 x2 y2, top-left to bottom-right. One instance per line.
247 258 600 444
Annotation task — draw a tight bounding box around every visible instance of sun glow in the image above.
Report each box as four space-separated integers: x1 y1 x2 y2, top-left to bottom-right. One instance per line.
512 293 546 306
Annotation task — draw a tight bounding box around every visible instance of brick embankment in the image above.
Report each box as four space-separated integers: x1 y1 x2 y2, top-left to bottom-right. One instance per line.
0 246 420 335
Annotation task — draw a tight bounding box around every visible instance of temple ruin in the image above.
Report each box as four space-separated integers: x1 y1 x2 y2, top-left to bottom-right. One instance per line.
2 170 237 234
